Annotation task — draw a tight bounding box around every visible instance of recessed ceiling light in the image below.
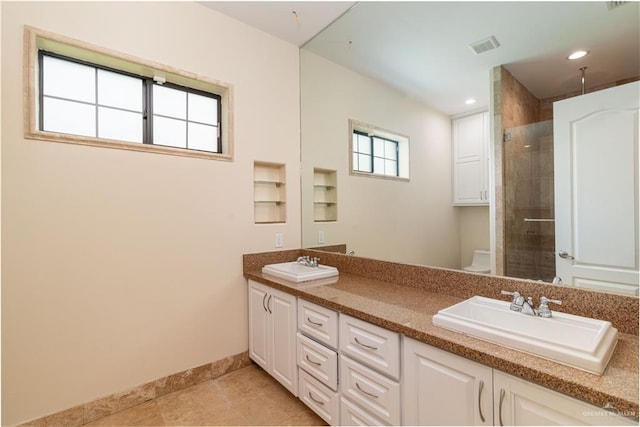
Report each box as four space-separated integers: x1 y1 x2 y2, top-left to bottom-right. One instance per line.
568 50 588 60
465 98 476 105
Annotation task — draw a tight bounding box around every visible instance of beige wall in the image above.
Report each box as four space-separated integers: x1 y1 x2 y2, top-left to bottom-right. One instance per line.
459 206 490 268
1 2 300 425
301 50 460 268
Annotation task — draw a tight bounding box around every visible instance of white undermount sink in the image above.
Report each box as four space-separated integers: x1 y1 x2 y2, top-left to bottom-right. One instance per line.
432 296 618 375
262 261 339 283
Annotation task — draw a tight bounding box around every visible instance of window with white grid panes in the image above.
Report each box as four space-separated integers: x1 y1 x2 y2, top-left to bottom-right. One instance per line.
349 120 410 180
39 51 221 153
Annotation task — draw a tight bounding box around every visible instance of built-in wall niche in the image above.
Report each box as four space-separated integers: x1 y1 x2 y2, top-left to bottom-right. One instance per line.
254 162 286 224
313 168 337 222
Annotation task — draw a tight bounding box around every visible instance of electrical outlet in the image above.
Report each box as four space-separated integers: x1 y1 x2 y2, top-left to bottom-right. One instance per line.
318 230 325 244
275 233 283 248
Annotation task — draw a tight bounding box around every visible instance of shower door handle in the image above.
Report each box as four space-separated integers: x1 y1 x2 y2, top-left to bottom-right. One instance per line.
558 250 574 260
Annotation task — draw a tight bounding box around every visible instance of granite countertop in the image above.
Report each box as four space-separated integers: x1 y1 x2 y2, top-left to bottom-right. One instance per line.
245 269 639 420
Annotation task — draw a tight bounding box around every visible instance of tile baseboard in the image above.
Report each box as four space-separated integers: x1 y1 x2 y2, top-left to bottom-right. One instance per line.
19 351 251 427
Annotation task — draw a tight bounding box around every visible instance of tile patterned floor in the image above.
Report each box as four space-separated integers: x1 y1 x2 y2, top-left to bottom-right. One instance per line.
85 364 327 426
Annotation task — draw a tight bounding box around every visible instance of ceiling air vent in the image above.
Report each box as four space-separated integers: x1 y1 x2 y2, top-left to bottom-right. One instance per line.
606 1 629 10
469 36 501 55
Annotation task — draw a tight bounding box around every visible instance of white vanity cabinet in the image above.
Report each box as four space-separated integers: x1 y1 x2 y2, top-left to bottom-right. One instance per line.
403 337 493 426
339 314 401 425
494 371 637 426
453 111 490 206
248 280 635 426
247 280 298 396
297 299 340 425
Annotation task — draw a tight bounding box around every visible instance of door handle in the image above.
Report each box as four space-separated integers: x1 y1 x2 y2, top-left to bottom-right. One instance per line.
307 317 324 327
499 388 506 426
478 380 485 423
558 250 575 260
354 336 378 350
267 295 272 313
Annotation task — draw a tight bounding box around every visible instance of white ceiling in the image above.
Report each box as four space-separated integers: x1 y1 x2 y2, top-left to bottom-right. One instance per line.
201 1 639 116
199 1 357 47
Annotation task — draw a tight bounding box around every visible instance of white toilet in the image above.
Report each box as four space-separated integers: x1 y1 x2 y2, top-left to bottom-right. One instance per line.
464 250 491 274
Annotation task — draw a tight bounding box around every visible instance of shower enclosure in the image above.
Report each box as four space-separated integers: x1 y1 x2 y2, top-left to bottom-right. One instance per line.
503 120 556 282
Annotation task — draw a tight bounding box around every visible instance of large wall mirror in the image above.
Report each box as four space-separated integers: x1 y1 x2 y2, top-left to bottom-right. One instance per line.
300 2 639 295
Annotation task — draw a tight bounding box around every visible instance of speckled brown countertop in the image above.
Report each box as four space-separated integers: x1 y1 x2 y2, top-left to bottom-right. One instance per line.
244 249 639 420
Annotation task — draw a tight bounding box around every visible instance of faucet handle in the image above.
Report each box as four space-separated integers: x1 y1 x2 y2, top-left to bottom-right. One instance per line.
501 290 521 298
501 290 523 312
540 296 562 306
538 296 562 318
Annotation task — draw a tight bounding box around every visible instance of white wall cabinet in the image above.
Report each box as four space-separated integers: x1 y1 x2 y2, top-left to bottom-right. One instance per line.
248 280 298 395
453 111 490 205
403 337 493 426
494 371 636 426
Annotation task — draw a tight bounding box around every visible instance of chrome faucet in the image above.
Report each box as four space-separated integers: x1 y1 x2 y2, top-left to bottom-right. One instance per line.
501 291 562 318
521 297 538 316
297 256 319 267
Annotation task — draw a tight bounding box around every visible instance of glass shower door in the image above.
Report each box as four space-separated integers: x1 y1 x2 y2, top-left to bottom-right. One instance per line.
503 120 556 282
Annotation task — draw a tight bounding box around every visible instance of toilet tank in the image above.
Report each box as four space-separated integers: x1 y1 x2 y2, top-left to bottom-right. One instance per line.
464 250 491 273
472 250 490 267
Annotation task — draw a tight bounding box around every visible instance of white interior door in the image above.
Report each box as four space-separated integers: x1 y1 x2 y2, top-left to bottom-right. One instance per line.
553 81 639 295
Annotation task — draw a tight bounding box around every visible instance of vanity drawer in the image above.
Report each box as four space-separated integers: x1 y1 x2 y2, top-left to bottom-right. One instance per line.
298 368 340 426
340 396 387 426
339 355 401 425
339 314 400 380
297 333 338 390
298 299 339 349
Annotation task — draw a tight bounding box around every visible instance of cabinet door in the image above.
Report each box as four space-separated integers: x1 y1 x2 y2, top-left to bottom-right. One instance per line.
494 371 636 426
298 299 339 349
299 368 340 426
340 355 401 425
269 287 298 396
453 111 489 205
340 396 387 426
403 337 493 426
248 281 270 371
339 314 400 380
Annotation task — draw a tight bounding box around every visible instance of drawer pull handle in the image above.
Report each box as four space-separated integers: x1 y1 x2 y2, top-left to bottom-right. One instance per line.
307 317 324 327
305 354 322 366
478 380 485 423
354 336 378 350
308 391 325 406
355 382 379 399
499 388 506 426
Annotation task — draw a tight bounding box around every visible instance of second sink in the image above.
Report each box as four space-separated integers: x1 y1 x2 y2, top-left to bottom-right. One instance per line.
432 296 618 375
262 261 339 283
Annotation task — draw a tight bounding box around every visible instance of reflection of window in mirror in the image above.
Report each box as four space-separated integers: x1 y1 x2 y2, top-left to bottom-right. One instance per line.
349 119 409 181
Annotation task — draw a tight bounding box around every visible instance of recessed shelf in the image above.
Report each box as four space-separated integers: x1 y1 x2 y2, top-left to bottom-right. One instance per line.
313 168 337 222
254 162 286 224
255 180 285 187
255 201 286 205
